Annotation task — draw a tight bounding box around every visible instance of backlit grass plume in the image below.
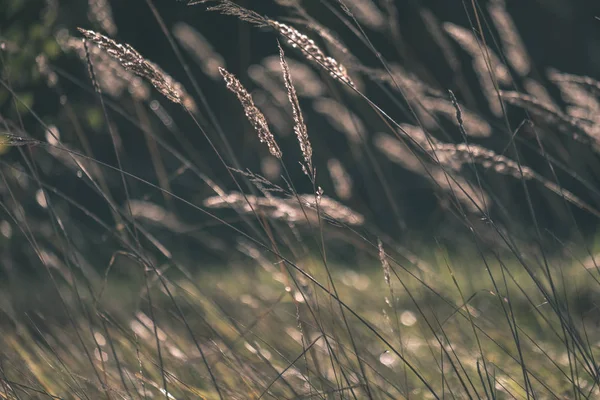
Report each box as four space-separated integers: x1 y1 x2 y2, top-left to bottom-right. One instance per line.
219 67 283 158
270 20 355 88
194 1 355 87
278 42 312 173
77 28 197 111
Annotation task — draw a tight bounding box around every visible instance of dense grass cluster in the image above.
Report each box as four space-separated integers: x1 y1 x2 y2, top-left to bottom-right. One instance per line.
2 0 600 398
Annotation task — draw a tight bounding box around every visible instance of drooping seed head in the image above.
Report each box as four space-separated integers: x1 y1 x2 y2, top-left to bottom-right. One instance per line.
219 67 282 159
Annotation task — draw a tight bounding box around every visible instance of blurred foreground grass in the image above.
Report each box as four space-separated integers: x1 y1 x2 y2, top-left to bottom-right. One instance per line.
2 241 600 399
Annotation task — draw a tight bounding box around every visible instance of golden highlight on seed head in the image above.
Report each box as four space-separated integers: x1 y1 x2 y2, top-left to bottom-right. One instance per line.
77 28 197 112
218 67 282 159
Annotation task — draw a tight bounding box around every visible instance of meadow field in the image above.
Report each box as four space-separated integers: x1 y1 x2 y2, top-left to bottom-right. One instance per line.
1 0 600 398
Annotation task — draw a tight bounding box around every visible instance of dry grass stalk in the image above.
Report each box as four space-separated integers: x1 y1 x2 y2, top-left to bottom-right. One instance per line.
274 2 357 64
270 21 355 88
204 192 364 226
374 132 490 213
380 109 597 215
377 239 391 286
293 17 364 90
300 193 364 225
195 1 354 87
77 28 197 112
299 19 354 61
279 43 312 171
231 168 287 197
88 0 117 36
446 90 531 177
421 97 492 137
435 93 536 179
500 90 598 146
0 132 40 148
428 142 535 179
58 29 150 101
172 22 225 80
218 67 282 159
262 55 325 98
192 0 269 26
380 126 600 217
488 0 530 76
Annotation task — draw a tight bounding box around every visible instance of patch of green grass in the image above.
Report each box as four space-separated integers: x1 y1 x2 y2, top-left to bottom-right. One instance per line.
3 245 600 398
